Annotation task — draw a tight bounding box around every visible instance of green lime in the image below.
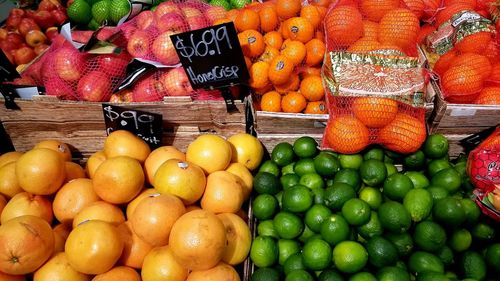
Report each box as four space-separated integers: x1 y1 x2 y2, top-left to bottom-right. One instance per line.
364 147 385 161
277 239 300 265
471 222 496 241
318 269 345 281
359 187 383 210
385 232 413 257
305 204 332 233
333 168 362 191
453 161 467 177
314 152 340 177
403 150 426 171
339 154 363 170
285 269 314 281
281 174 300 190
250 236 278 267
360 159 387 187
299 173 325 190
432 197 466 227
427 159 452 178
282 185 313 213
423 134 449 159
404 171 430 189
91 0 110 24
320 214 350 246
376 266 411 281
413 221 446 252
302 238 332 271
273 211 304 239
357 211 383 240
293 136 318 158
332 241 368 274
349 272 377 281
323 182 356 211
293 158 316 176
68 0 92 25
257 220 278 238
408 251 444 275
209 0 231 11
383 173 414 202
283 253 305 275
310 187 325 205
485 243 500 270
378 201 412 234
431 168 462 194
282 162 296 175
436 245 454 267
254 172 281 195
87 18 99 30
109 0 130 24
298 224 315 243
415 272 450 281
230 0 251 9
427 186 449 202
250 267 281 281
259 160 280 177
385 163 398 176
403 188 433 222
341 198 371 226
275 191 283 209
448 228 472 252
460 251 486 280
366 236 398 268
271 142 295 167
253 194 278 220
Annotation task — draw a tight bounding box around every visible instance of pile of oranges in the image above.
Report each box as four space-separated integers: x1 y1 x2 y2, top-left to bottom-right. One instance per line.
0 130 264 280
219 0 329 114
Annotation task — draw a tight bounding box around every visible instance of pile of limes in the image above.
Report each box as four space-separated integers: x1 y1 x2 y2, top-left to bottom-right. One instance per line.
250 134 500 281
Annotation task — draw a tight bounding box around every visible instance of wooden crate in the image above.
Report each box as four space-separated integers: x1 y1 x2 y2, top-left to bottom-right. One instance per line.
0 96 247 159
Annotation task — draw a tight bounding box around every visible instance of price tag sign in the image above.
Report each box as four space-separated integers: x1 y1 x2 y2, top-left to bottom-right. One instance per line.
0 50 20 83
102 104 163 149
170 22 249 89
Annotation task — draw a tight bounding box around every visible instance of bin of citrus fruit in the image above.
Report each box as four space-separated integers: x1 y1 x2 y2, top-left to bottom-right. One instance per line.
0 130 264 280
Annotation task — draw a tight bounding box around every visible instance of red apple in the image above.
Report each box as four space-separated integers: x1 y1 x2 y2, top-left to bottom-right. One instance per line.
45 26 59 42
45 77 76 99
13 76 36 86
0 28 8 41
110 89 133 102
132 74 166 102
135 10 155 30
151 31 179 65
34 43 50 55
185 15 208 31
155 2 180 18
5 15 22 30
70 30 93 44
77 71 112 101
33 10 56 30
14 47 36 65
180 6 203 18
50 9 68 26
5 32 24 49
158 67 193 96
18 18 40 37
96 53 130 77
9 8 25 18
38 0 60 11
54 47 84 82
127 30 151 58
25 30 47 47
156 12 188 33
25 9 37 20
204 6 227 25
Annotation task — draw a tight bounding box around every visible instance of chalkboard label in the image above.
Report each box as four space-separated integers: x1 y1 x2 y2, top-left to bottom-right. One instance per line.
102 104 163 148
0 50 20 83
170 22 249 89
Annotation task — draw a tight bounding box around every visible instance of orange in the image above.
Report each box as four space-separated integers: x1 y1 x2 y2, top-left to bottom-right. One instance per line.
443 0 477 9
249 61 270 89
347 38 382 53
315 29 325 42
33 252 90 281
225 163 253 200
0 192 53 225
53 178 100 225
144 146 185 185
64 161 86 183
324 6 363 48
259 6 279 33
85 150 107 179
300 75 324 101
433 49 458 77
72 201 126 229
16 148 65 195
378 8 420 51
154 159 206 205
455 32 494 54
125 188 156 219
260 91 282 112
213 18 232 25
0 271 26 281
92 156 144 204
284 17 314 43
312 0 334 7
117 221 154 269
281 40 307 66
276 0 301 20
169 209 227 270
53 223 71 254
264 31 283 49
217 213 252 265
300 5 321 29
282 91 307 113
422 0 441 19
141 246 188 281
274 73 300 93
65 220 123 275
238 29 265 58
234 9 260 32
442 65 484 95
299 66 321 79
226 9 239 22
186 134 233 174
186 262 240 281
352 97 399 128
488 63 500 83
304 101 328 114
379 112 426 154
0 162 23 199
103 130 151 163
360 0 400 22
305 39 326 66
201 171 244 214
227 133 264 171
451 53 492 80
258 45 280 63
435 3 474 27
268 55 295 85
475 87 500 104
92 266 141 281
34 140 72 162
325 115 370 154
130 193 186 247
0 151 22 169
403 0 425 19
484 40 500 65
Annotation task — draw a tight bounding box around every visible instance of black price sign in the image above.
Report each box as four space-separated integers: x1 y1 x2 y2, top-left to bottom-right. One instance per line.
102 104 163 149
170 22 249 90
0 50 20 83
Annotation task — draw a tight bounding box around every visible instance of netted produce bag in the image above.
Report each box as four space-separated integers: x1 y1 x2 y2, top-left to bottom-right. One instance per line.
321 52 427 154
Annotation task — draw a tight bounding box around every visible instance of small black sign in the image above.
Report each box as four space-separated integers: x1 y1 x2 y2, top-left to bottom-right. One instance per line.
460 125 499 151
102 103 163 148
170 22 249 90
0 50 20 83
